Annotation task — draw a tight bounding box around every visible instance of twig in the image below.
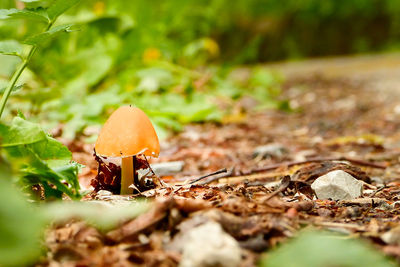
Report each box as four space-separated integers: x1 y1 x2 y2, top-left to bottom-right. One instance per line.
252 156 386 173
214 172 282 185
189 168 228 184
172 168 228 194
370 185 386 197
198 167 234 185
262 176 291 202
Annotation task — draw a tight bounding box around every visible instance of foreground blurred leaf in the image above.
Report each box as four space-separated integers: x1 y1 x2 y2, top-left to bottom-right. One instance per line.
0 8 49 22
24 24 74 45
260 230 394 267
0 40 23 57
47 0 81 20
0 159 44 267
43 200 150 230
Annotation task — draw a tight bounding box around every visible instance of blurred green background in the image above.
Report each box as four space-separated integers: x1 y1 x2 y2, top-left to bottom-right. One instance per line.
1 0 400 139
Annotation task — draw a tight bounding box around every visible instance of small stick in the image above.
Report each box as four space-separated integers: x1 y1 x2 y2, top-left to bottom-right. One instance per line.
370 185 386 197
262 175 291 202
252 156 386 173
143 156 156 176
198 167 234 185
173 168 228 194
189 168 228 184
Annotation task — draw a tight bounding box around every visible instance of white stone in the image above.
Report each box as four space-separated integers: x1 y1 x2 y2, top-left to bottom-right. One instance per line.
179 221 241 267
311 170 363 200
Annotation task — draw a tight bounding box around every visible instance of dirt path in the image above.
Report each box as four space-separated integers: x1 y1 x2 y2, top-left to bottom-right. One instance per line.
49 54 400 266
157 53 400 179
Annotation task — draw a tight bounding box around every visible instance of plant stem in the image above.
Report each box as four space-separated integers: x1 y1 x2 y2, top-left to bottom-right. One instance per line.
0 21 54 119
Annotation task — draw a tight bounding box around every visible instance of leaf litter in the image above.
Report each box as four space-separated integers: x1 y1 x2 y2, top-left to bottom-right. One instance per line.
38 73 400 266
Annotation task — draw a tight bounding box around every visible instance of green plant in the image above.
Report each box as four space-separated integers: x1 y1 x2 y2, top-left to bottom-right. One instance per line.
0 0 81 117
1 0 290 140
0 0 82 199
0 115 81 199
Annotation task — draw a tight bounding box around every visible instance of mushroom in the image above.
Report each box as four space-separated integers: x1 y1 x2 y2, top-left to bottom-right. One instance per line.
95 106 160 194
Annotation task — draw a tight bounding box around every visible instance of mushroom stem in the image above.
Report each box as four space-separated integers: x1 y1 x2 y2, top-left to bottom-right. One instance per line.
121 156 134 194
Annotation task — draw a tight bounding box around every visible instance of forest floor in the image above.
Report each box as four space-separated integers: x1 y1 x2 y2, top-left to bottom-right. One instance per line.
41 53 400 266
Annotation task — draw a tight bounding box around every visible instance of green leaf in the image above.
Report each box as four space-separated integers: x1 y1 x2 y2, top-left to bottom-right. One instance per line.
0 40 23 57
0 117 46 147
47 0 81 20
0 159 44 267
0 8 48 22
23 24 74 45
20 149 80 199
31 136 72 162
260 230 395 267
0 117 81 199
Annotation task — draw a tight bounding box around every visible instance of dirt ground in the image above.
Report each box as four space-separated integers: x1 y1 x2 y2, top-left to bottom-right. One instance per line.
42 54 400 266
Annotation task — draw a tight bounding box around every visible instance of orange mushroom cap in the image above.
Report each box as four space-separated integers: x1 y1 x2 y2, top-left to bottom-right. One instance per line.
95 106 160 158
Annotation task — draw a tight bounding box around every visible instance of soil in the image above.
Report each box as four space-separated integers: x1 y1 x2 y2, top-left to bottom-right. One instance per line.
40 54 400 266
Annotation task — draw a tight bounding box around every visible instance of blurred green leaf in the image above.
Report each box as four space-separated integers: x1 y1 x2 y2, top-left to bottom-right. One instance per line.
0 8 49 22
23 24 74 45
0 159 44 267
47 0 81 20
260 230 394 267
0 40 23 57
43 200 150 230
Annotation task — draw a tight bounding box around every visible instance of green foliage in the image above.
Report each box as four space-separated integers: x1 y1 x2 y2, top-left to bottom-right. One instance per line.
259 230 394 267
47 0 81 20
0 0 290 140
0 40 23 57
0 158 44 267
0 8 48 22
24 23 74 45
0 117 81 199
0 0 84 201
